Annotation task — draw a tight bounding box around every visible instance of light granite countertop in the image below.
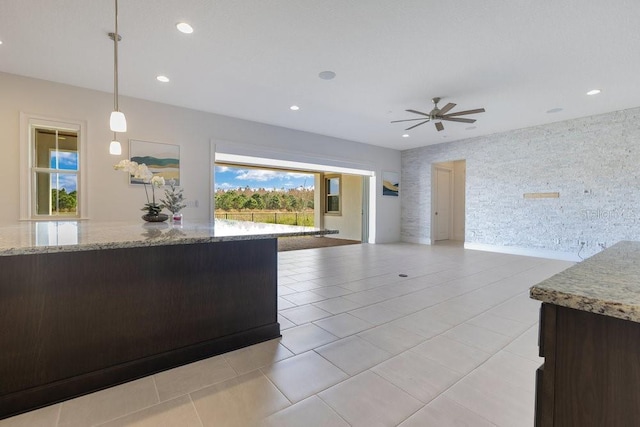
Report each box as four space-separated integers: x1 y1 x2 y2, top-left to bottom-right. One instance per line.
0 219 338 257
530 241 640 323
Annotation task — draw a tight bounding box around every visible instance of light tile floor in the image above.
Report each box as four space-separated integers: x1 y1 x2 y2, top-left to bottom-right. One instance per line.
0 242 573 427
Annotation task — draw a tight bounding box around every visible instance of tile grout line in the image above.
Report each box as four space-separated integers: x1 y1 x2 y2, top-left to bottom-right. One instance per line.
188 394 205 427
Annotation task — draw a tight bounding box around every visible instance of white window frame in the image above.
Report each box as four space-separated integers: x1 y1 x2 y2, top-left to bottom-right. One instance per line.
20 113 88 220
325 174 341 215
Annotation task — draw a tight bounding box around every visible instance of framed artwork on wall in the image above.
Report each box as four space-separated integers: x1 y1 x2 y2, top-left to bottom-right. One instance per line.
382 171 399 196
129 139 180 185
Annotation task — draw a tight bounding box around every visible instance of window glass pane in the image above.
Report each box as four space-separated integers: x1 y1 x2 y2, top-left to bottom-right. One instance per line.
34 129 78 170
328 177 339 195
35 172 78 215
327 195 339 212
50 150 79 171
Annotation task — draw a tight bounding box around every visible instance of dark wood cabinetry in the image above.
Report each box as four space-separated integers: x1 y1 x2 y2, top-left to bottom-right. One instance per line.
0 239 280 419
536 303 640 426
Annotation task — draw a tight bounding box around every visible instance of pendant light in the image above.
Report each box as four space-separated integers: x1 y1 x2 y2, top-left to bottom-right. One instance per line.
109 132 122 155
109 0 126 154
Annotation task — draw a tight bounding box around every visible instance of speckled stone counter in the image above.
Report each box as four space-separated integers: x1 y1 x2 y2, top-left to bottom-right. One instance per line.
0 219 336 420
0 219 337 256
531 241 640 426
530 241 640 323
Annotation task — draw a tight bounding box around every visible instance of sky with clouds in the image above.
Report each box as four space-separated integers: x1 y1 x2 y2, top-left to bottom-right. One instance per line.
215 166 314 191
50 151 78 192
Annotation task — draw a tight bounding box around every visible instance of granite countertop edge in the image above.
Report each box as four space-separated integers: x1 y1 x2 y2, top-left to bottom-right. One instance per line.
530 286 640 323
529 241 640 324
0 223 338 257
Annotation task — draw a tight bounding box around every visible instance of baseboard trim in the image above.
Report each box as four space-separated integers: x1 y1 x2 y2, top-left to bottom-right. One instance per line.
463 242 580 262
401 236 432 245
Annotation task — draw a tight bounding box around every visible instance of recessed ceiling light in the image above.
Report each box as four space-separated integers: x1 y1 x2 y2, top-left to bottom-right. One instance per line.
587 89 601 96
176 22 194 34
402 134 410 138
318 71 336 80
290 105 300 111
546 107 563 114
0 40 3 45
156 75 170 83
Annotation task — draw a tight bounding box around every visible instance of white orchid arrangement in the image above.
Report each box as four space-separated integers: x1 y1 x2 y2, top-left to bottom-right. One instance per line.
114 159 166 216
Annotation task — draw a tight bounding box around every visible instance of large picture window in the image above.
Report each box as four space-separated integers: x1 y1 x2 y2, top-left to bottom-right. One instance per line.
325 175 341 214
20 115 86 220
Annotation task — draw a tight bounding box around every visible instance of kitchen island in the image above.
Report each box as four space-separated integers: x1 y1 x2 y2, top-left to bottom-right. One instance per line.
530 241 640 427
0 220 337 419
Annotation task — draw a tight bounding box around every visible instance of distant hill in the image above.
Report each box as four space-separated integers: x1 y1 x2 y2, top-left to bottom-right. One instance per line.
131 156 179 168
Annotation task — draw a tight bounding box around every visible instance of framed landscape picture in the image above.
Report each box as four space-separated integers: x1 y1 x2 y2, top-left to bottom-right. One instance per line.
382 171 399 196
129 139 180 185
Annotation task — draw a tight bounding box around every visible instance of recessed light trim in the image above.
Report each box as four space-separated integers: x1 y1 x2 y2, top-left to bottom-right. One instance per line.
546 107 563 114
176 22 194 34
318 71 336 80
156 75 170 83
402 134 409 138
587 89 601 96
290 105 300 111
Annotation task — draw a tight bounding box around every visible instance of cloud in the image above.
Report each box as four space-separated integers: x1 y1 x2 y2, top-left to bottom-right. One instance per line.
215 182 237 190
235 170 279 181
52 174 77 192
285 172 313 179
214 167 314 191
51 151 78 170
233 169 314 182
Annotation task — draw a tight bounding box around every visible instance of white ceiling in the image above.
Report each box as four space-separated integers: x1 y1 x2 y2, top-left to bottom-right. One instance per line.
1 0 639 150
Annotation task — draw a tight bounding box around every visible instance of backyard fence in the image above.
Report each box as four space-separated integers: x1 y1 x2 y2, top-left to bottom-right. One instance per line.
214 211 314 226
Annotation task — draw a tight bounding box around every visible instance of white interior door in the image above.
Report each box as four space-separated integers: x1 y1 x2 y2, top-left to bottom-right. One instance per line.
434 167 452 241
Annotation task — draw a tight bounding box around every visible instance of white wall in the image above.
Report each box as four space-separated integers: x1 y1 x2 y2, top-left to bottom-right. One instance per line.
1 72 401 243
452 160 466 241
324 174 363 241
402 106 640 259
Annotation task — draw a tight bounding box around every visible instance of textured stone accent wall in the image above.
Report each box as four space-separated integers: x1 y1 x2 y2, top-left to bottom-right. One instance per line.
401 107 640 259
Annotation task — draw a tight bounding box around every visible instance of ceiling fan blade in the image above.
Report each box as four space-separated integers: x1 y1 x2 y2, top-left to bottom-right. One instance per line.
444 108 486 117
435 122 444 132
405 109 431 117
390 118 432 123
440 117 476 123
406 120 430 130
438 103 456 115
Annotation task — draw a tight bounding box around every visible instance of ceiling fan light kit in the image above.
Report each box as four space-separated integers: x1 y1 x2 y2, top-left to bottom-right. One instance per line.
391 97 485 132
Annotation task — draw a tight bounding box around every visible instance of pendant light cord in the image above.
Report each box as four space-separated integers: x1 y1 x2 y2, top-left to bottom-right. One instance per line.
113 0 119 112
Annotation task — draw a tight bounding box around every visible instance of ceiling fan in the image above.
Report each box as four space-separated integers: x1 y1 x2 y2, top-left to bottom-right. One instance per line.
391 97 485 132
